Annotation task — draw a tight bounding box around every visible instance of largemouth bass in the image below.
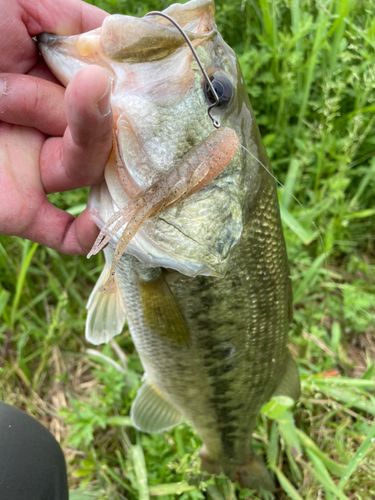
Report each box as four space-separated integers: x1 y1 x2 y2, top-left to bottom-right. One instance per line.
39 0 300 490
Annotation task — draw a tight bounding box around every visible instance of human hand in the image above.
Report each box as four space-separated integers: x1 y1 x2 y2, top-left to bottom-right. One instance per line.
0 0 113 254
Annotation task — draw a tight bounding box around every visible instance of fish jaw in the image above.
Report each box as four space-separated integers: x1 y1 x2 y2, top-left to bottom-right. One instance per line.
37 0 216 91
38 30 105 87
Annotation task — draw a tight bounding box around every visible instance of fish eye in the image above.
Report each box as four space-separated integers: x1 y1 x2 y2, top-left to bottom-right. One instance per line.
204 74 233 107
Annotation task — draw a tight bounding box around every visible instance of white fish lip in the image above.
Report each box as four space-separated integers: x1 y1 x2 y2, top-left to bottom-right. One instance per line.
38 34 91 87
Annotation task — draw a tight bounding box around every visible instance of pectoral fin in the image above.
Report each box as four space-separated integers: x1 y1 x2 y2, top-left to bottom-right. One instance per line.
131 379 184 433
139 274 190 346
273 351 301 401
85 255 126 345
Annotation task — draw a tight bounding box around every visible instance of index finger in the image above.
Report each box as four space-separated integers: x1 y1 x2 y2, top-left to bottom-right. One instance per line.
1 0 108 75
20 0 108 36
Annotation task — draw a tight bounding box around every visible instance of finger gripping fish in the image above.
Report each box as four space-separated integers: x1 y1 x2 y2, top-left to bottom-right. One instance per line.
39 0 300 491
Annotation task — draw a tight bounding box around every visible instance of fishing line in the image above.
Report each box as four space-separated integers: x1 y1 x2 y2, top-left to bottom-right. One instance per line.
239 143 375 321
145 10 221 128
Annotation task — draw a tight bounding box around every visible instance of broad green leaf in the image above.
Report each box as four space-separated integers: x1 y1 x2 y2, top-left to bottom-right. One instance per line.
261 396 295 419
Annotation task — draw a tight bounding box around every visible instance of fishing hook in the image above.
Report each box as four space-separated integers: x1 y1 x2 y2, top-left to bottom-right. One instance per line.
145 10 221 129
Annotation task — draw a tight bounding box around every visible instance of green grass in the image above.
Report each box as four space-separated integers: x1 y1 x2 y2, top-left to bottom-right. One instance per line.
1 0 375 499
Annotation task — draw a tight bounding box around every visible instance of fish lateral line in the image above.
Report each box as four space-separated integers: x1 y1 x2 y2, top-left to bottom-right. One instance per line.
88 127 240 294
239 143 375 321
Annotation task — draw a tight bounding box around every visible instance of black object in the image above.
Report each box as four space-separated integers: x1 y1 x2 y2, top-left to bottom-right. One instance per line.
0 402 68 500
204 74 234 106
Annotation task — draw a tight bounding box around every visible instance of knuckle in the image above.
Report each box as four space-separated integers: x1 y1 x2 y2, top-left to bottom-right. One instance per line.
77 119 112 149
24 78 46 116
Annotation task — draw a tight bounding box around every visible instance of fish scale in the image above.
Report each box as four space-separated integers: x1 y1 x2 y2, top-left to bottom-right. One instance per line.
38 0 300 490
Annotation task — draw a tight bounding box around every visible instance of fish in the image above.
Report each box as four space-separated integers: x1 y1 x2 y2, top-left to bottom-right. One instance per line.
38 0 300 491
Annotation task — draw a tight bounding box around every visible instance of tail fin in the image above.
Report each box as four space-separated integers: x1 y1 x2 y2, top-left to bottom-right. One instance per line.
200 446 274 491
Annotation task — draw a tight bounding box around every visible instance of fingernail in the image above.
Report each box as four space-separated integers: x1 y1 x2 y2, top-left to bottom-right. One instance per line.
97 77 111 116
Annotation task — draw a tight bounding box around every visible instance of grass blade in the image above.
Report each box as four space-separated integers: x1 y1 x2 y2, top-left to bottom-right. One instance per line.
67 203 87 216
129 445 149 500
310 377 375 389
0 289 10 318
10 240 38 328
106 416 133 426
281 159 300 210
148 482 197 496
294 253 326 302
278 410 303 482
334 423 375 496
305 450 350 500
296 429 346 478
267 420 279 466
270 465 304 500
297 6 327 128
278 411 301 455
258 0 274 47
279 204 318 245
69 489 103 500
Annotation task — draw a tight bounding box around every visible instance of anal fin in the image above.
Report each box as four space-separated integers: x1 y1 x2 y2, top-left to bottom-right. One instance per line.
273 351 301 401
130 379 184 433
